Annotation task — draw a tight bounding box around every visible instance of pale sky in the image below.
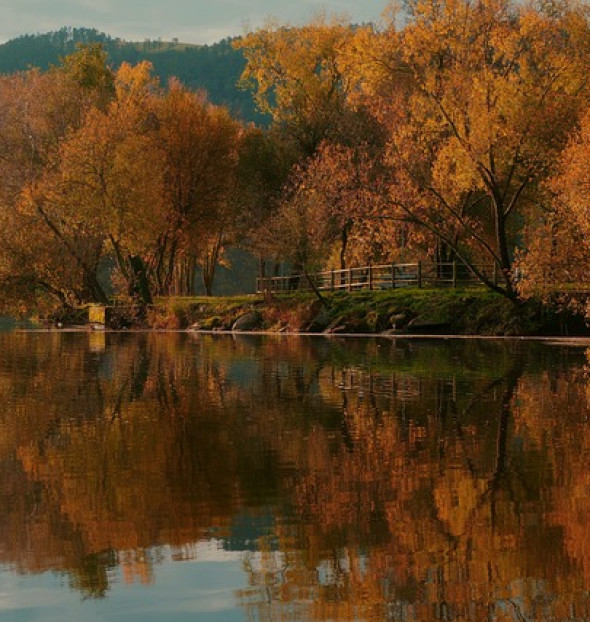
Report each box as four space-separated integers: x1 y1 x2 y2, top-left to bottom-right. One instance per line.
0 0 389 45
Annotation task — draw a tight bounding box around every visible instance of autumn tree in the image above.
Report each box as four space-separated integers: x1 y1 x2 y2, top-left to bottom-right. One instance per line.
235 17 357 158
150 81 242 297
0 47 250 309
236 19 392 275
343 0 590 299
264 141 394 279
31 61 164 306
229 126 294 279
0 45 116 310
517 105 590 311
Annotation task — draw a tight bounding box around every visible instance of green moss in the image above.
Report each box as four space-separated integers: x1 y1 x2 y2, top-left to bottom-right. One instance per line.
199 316 224 330
148 289 588 336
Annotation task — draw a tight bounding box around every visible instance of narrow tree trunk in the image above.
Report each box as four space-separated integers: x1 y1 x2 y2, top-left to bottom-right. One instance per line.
305 268 330 309
37 202 109 304
493 198 516 299
174 256 197 296
186 260 196 295
202 235 223 297
128 255 153 306
340 223 350 271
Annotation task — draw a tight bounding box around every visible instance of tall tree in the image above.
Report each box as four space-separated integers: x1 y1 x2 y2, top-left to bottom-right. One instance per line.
0 45 116 310
517 105 590 310
236 19 386 274
235 17 355 158
230 126 294 277
349 0 590 299
151 81 242 296
32 61 164 306
267 142 396 275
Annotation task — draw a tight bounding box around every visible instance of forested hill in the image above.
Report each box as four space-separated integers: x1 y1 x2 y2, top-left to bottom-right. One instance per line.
0 27 264 123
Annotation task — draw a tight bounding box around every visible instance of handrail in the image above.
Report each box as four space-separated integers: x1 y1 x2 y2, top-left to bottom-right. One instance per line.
256 261 499 293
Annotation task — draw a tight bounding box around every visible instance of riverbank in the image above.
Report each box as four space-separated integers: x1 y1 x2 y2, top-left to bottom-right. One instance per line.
144 289 589 336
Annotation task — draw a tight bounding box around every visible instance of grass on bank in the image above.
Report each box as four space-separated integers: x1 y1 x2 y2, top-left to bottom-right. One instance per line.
147 288 586 336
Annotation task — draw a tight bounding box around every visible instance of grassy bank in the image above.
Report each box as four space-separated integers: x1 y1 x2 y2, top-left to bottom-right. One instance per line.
146 288 588 336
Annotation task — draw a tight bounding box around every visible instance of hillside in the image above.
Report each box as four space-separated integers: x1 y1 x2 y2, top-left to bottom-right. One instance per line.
0 27 265 124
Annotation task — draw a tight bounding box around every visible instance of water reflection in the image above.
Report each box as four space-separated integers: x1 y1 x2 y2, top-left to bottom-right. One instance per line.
0 332 589 619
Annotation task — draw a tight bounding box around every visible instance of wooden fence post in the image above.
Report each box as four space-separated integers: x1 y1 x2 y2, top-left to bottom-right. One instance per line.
254 261 494 295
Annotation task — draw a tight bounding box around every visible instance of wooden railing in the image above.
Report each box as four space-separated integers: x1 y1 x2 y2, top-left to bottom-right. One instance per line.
257 261 499 294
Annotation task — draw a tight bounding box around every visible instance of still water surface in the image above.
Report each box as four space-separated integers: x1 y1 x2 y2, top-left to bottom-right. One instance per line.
0 332 589 621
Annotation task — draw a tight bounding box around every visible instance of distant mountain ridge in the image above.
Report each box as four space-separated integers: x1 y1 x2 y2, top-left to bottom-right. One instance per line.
0 26 264 123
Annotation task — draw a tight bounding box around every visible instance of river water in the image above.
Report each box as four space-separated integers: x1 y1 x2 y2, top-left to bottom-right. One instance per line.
0 331 589 621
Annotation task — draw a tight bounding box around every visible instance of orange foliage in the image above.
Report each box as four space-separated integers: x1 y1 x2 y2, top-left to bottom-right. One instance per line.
518 108 590 312
0 334 590 615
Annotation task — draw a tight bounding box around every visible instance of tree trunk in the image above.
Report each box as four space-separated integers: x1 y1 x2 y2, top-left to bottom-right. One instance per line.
202 235 223 297
37 202 109 304
340 222 351 271
493 197 516 299
174 256 197 296
128 255 153 306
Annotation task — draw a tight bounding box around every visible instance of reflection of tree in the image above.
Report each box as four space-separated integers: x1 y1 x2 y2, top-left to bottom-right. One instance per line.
236 341 590 621
0 333 589 617
513 354 590 601
0 333 262 596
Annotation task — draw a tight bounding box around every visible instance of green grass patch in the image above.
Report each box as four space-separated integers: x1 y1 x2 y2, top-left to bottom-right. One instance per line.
149 288 587 336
